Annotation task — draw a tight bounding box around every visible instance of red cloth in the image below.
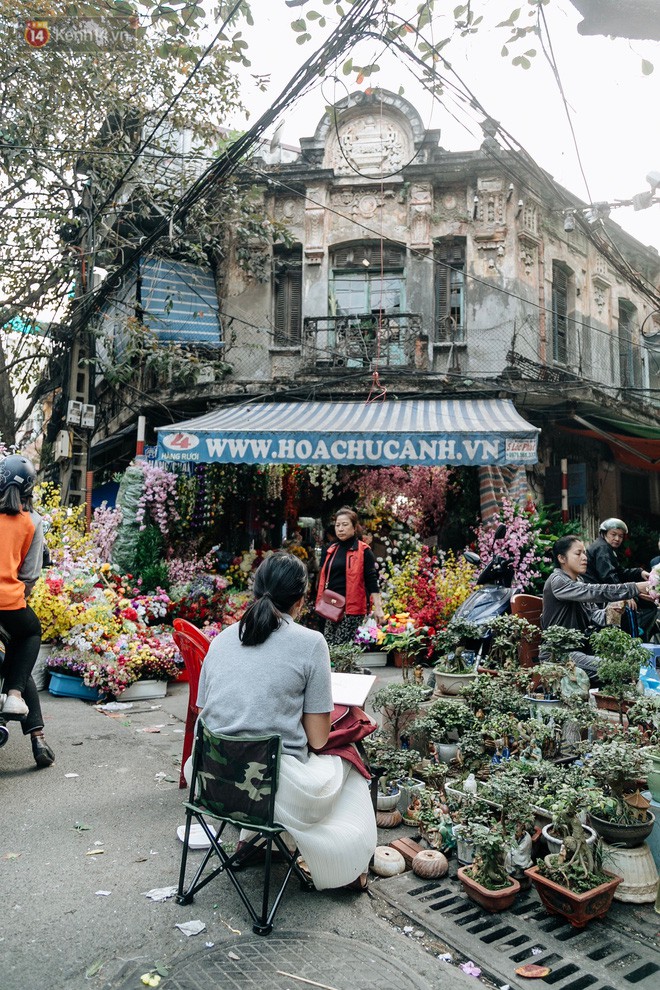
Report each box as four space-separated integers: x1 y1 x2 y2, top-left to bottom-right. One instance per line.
311 704 377 780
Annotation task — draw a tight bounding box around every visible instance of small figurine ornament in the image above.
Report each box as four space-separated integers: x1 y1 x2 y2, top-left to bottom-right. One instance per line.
413 664 425 685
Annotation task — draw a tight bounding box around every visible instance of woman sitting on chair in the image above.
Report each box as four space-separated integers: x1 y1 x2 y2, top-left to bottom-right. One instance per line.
542 534 650 683
195 551 376 890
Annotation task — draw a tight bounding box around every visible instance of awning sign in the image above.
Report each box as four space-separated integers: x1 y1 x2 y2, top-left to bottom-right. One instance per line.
159 431 535 466
156 399 540 467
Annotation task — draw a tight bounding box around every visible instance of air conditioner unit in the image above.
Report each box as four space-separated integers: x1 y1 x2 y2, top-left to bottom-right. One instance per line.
53 430 71 461
80 403 96 428
66 400 83 425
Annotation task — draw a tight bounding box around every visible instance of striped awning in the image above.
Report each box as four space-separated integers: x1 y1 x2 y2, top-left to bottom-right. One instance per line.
155 399 539 467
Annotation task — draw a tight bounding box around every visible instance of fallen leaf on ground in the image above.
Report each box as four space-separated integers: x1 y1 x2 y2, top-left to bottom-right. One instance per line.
175 920 206 937
515 965 552 979
227 951 240 960
85 960 104 978
1 852 21 860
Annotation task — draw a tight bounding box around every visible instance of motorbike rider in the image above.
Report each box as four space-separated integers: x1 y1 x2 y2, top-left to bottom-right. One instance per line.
542 534 650 683
585 518 657 640
0 454 54 766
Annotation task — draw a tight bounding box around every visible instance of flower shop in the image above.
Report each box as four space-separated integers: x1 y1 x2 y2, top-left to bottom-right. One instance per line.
30 393 660 921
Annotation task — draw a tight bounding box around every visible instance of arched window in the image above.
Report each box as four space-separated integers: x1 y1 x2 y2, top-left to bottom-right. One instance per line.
330 242 405 317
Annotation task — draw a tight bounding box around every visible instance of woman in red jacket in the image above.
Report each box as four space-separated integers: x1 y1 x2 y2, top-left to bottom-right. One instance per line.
315 506 384 646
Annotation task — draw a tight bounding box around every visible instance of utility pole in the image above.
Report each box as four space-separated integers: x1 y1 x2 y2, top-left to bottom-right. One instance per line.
57 181 96 508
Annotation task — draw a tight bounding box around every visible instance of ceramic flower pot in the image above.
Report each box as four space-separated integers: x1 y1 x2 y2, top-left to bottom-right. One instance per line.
600 842 659 903
542 822 598 857
434 741 460 763
433 670 477 697
457 866 520 912
452 825 475 866
376 787 401 812
588 810 655 849
525 865 622 928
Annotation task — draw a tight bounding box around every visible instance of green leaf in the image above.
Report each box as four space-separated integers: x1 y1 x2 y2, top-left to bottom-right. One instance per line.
342 57 353 75
85 960 104 978
307 9 321 19
296 32 311 44
501 45 509 56
525 49 537 56
642 59 654 76
291 18 307 32
454 4 467 16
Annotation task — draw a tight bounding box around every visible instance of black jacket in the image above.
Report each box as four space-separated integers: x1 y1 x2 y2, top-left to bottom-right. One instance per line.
585 535 644 588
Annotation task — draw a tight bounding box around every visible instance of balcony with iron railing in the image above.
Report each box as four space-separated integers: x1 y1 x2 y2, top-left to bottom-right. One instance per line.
302 313 423 369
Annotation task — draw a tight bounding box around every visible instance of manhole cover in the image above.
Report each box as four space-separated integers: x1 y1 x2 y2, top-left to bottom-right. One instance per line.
373 871 660 990
113 931 431 990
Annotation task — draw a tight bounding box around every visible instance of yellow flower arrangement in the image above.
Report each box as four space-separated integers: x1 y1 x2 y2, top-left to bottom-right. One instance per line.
30 577 83 641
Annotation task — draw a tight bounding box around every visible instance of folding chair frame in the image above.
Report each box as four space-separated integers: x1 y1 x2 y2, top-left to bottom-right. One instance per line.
175 722 313 935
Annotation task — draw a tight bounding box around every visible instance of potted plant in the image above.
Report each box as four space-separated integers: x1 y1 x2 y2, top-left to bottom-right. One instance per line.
627 697 660 802
451 795 497 865
371 682 428 747
540 781 601 857
526 812 622 928
329 642 365 674
433 620 482 696
481 613 537 672
589 627 650 721
409 699 476 763
362 733 422 812
586 739 655 847
353 619 388 667
45 653 105 702
457 823 521 911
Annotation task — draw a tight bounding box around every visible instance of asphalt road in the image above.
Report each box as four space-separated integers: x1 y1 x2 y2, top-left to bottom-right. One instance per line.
0 680 477 990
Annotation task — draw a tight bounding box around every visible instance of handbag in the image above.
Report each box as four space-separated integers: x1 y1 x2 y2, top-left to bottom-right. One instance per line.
316 587 346 623
315 550 346 622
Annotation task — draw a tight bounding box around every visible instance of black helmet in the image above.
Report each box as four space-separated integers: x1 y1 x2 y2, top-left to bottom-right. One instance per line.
0 454 37 497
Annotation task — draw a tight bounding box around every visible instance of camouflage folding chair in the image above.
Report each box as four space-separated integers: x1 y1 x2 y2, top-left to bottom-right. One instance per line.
176 719 313 935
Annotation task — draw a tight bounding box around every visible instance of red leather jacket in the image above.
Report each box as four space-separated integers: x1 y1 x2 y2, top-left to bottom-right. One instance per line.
316 539 369 616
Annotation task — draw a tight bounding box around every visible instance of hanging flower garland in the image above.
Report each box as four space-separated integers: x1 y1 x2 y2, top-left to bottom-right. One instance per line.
306 464 340 502
135 464 180 535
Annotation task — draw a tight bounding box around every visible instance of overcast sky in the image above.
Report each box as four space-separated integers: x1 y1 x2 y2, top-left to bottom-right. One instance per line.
230 0 660 252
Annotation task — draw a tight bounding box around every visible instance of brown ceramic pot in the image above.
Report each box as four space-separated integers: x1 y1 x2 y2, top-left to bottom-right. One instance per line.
525 865 622 928
457 866 520 912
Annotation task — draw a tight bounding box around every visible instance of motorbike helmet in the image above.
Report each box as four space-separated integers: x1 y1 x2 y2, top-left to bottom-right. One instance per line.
0 454 37 497
599 517 628 535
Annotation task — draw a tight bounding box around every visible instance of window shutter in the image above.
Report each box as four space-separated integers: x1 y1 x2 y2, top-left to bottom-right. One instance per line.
273 249 302 345
552 263 568 364
435 238 465 341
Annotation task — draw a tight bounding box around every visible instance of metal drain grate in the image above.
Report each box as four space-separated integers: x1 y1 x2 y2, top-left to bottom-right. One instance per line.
373 871 660 990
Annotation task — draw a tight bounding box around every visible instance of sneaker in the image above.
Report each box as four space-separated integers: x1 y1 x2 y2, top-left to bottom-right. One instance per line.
2 696 28 717
31 735 55 768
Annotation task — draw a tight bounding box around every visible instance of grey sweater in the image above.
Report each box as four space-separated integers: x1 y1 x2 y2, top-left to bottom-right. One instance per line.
541 568 638 636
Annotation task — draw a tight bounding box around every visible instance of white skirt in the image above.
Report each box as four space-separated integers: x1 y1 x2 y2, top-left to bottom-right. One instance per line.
273 753 376 890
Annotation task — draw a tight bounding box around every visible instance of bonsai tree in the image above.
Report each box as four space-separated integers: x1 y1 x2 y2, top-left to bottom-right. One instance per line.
539 626 585 665
433 618 483 672
586 739 652 824
362 732 422 794
461 670 530 720
371 683 428 747
627 695 660 746
460 822 512 890
529 662 565 700
485 614 537 670
590 627 650 723
328 642 363 674
409 699 476 753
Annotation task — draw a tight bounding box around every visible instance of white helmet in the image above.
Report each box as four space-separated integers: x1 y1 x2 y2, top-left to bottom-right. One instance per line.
599 517 628 535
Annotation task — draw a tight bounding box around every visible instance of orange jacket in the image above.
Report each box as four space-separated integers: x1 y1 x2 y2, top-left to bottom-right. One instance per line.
0 510 43 610
316 540 369 616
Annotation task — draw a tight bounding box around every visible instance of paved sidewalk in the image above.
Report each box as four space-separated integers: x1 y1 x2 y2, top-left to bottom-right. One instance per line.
0 679 476 990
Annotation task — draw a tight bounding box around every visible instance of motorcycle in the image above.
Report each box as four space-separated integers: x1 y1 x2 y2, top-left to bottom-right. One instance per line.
451 523 517 663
